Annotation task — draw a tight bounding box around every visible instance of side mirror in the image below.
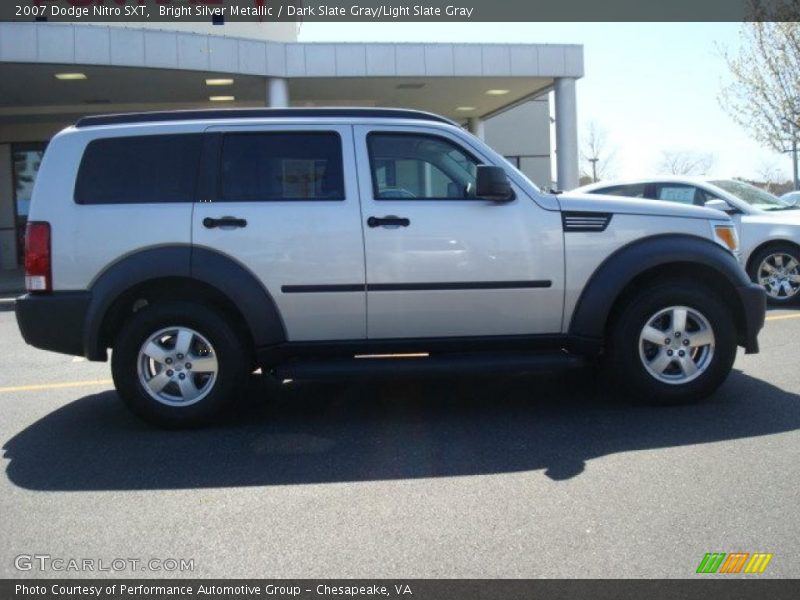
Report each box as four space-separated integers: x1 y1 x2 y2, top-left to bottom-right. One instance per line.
704 199 734 213
476 165 513 201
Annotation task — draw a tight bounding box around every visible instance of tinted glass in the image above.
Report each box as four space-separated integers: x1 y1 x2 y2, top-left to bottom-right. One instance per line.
595 183 647 198
75 135 202 204
368 133 479 200
221 133 344 201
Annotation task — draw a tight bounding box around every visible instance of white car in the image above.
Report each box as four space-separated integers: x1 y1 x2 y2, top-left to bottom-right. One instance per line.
780 190 800 206
14 110 764 426
576 176 800 305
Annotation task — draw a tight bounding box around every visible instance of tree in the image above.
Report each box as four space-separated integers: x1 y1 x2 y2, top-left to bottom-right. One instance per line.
719 6 800 154
580 121 617 182
658 151 716 176
756 159 786 192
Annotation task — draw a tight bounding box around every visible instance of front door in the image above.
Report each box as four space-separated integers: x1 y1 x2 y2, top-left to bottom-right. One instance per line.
193 125 366 341
354 125 564 339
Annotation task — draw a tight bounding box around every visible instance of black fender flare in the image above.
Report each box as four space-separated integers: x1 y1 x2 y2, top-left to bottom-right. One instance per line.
568 234 753 341
84 245 286 360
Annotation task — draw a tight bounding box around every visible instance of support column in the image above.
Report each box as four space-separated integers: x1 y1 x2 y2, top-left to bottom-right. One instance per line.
0 144 17 270
467 117 485 140
266 77 289 108
554 77 579 191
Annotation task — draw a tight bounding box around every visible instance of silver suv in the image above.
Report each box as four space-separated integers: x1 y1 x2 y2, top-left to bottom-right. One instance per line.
15 108 765 427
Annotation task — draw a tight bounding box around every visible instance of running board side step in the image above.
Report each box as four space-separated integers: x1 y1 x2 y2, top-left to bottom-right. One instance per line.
274 352 585 380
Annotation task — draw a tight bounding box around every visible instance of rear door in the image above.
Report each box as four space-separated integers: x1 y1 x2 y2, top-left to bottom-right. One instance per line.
193 124 366 341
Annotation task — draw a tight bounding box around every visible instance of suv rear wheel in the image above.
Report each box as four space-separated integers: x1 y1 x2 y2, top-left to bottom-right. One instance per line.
607 281 737 404
111 301 249 427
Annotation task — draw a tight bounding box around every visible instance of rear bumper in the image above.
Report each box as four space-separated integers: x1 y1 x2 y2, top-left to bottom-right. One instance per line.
15 292 91 357
736 282 766 354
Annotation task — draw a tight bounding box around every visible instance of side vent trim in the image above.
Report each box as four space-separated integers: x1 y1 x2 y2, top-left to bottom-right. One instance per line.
562 211 612 233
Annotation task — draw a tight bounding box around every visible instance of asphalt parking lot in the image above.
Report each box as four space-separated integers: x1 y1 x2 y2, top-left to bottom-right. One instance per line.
1 298 799 579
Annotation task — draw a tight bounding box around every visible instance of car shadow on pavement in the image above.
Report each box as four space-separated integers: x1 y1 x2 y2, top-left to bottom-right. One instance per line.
3 368 799 491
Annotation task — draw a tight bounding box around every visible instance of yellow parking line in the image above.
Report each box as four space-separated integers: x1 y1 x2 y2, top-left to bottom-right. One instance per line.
0 379 112 394
765 313 800 322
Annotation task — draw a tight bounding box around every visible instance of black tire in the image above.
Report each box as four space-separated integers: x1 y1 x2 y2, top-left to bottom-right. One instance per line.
747 243 800 306
111 301 249 428
606 280 737 405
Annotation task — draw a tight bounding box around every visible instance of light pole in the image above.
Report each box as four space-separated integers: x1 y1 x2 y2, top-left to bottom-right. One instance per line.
589 157 599 182
781 114 799 191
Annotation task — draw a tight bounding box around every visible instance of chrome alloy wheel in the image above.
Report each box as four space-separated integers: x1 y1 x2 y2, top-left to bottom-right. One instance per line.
638 306 715 385
136 326 219 407
758 252 800 300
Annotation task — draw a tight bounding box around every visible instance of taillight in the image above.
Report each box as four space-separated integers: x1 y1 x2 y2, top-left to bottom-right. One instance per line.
24 221 51 292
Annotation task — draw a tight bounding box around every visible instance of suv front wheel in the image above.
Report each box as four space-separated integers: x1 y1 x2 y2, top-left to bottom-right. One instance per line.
111 301 249 427
607 281 737 404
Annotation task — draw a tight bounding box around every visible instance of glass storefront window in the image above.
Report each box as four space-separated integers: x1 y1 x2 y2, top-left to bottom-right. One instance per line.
12 144 46 265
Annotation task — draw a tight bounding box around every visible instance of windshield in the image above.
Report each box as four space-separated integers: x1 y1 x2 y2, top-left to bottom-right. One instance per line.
711 179 796 211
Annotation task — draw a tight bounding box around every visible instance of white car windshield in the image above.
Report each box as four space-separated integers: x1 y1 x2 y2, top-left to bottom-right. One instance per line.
711 179 797 211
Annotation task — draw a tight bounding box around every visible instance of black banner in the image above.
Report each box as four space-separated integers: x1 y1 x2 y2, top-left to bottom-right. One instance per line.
2 0 800 23
4 580 800 600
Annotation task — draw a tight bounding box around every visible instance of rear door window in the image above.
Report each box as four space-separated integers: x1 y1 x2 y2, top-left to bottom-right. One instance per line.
74 134 203 204
220 132 344 201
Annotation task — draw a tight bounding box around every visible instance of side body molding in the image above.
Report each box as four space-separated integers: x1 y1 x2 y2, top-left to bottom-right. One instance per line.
84 246 286 360
569 234 752 340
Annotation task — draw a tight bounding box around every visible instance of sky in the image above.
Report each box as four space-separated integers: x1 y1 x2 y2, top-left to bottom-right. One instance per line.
298 22 793 182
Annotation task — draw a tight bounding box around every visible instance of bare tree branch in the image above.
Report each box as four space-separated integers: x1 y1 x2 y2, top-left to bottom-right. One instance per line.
719 10 800 153
580 121 617 182
658 151 716 176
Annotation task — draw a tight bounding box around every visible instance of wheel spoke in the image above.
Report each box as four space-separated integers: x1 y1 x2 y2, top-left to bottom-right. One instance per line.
678 356 698 377
765 281 780 297
774 255 784 268
688 328 714 348
177 375 199 400
190 355 218 373
641 326 666 345
649 350 673 374
671 308 688 334
146 370 171 394
761 263 776 275
785 258 798 272
174 329 193 356
142 341 170 364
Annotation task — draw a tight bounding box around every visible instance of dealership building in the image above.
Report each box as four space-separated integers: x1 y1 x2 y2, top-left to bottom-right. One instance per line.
0 20 583 270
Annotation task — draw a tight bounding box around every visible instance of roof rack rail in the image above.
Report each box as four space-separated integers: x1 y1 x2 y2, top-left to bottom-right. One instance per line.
75 107 457 128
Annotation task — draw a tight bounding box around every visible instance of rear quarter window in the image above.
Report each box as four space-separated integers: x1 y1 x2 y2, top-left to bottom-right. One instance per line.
74 134 203 204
